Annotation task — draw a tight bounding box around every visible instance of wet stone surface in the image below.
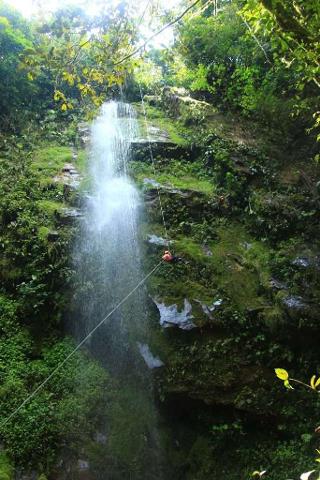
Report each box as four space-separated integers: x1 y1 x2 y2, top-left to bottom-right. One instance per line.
146 234 172 247
53 162 81 189
282 295 308 310
202 244 213 256
57 207 83 224
154 298 197 330
78 460 90 471
194 298 223 320
94 432 107 445
269 278 288 290
137 342 164 369
292 255 320 270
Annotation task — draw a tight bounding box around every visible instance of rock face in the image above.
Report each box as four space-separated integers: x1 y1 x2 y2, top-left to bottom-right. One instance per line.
160 86 212 121
153 298 197 330
131 140 194 162
56 207 83 224
54 163 81 187
194 298 223 320
146 234 172 247
143 179 191 198
78 122 90 146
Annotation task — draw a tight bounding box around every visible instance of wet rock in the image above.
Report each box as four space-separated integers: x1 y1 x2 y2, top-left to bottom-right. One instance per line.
282 295 318 322
95 432 107 444
78 460 90 471
154 298 196 330
143 94 161 107
146 234 172 247
56 207 83 224
137 343 164 369
282 295 307 310
78 122 90 146
195 298 223 320
292 255 320 270
292 256 312 268
202 244 213 256
47 230 59 242
241 242 253 251
143 178 161 188
269 278 288 290
147 125 170 142
143 179 192 198
131 141 198 162
53 162 81 190
15 473 37 480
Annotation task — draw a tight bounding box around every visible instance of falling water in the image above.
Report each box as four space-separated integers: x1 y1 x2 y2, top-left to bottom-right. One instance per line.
72 102 163 478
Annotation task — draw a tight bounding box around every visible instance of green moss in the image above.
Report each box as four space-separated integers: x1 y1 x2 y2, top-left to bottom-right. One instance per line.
0 452 13 480
150 223 272 312
37 200 63 218
158 173 214 194
31 145 72 186
134 103 189 146
37 226 50 241
208 225 267 310
175 237 208 262
130 160 215 195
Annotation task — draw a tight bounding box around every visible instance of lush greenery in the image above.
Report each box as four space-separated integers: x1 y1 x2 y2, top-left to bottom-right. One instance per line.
0 0 319 478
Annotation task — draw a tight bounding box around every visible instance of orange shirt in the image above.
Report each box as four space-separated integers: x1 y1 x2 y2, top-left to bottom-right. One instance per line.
162 252 173 262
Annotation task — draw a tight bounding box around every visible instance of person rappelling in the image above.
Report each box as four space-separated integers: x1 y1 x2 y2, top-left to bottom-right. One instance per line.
162 250 182 263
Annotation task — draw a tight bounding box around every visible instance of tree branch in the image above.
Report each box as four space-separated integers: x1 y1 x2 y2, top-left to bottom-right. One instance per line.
113 0 208 67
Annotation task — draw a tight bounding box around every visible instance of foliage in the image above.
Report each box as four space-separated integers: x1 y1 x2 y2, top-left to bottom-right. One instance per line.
241 0 320 137
20 3 138 114
0 131 107 472
150 0 320 137
0 2 39 130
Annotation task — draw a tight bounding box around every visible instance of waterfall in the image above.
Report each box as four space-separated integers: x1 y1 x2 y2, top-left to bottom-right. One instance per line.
71 101 163 478
73 102 144 373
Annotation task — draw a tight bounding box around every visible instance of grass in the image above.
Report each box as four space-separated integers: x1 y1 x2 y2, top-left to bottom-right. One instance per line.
31 144 72 186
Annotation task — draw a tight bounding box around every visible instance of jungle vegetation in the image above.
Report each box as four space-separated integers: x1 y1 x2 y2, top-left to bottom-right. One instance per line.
0 0 319 478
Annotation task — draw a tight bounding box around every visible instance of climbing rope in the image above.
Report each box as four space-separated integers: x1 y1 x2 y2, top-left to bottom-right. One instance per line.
2 94 172 429
0 261 162 429
1 0 212 433
139 83 170 246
